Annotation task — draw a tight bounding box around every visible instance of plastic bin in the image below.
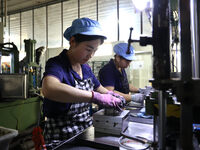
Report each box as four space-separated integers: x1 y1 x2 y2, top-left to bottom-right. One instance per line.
0 126 18 150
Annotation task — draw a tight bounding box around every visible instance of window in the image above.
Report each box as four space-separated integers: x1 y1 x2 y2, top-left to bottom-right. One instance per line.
48 3 62 48
21 10 33 51
98 0 118 42
34 7 46 49
119 0 140 41
3 16 10 43
63 0 78 48
80 0 96 20
10 14 20 50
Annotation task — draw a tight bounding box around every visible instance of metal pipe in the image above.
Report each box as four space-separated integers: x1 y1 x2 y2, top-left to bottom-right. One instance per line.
0 0 3 19
0 0 3 43
4 0 6 27
158 90 166 150
96 0 98 21
191 0 199 78
32 9 34 40
117 0 119 41
20 12 21 50
78 0 80 18
152 0 170 80
180 103 193 149
140 11 143 34
179 0 192 80
61 1 63 47
198 0 200 75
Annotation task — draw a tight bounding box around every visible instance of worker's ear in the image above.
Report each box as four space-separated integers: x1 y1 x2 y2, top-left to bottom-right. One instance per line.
69 36 76 46
115 55 121 62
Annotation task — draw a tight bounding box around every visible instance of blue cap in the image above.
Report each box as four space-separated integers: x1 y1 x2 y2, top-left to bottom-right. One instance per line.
114 43 135 61
64 17 107 41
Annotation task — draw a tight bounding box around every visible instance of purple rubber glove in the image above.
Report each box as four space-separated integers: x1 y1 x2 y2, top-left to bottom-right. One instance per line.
91 91 123 111
107 91 126 107
107 91 122 98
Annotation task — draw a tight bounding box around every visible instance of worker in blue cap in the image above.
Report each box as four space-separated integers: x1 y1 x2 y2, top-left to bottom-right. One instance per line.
41 18 125 147
99 42 145 103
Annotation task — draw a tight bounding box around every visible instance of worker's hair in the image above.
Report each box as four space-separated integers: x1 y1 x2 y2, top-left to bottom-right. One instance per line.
73 34 105 44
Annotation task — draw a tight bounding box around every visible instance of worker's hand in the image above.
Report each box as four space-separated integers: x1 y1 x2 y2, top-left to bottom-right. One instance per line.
131 93 145 103
107 91 126 107
139 86 154 96
91 91 123 111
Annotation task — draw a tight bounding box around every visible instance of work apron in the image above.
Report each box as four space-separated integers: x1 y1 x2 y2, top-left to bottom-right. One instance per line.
120 74 130 94
43 75 94 145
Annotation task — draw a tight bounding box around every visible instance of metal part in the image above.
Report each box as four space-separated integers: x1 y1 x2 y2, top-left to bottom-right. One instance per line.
93 109 129 136
179 0 192 80
191 0 200 78
0 0 3 43
127 27 133 54
153 0 170 80
158 90 166 150
178 0 194 149
0 74 27 99
24 39 36 64
0 42 19 73
22 39 41 97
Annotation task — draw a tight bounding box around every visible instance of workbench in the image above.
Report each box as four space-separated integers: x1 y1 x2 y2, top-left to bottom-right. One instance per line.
55 108 154 150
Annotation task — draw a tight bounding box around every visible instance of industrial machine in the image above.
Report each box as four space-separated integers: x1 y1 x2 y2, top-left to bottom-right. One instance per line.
0 39 43 149
127 0 200 149
0 39 43 132
0 39 41 99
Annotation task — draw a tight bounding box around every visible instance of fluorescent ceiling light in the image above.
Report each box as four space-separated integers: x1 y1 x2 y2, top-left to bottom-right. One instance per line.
132 0 152 11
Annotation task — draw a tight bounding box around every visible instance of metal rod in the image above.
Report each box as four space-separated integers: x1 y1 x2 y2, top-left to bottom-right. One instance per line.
198 0 200 76
179 0 192 80
32 9 34 40
0 0 3 43
127 27 133 54
0 0 3 19
140 11 143 34
117 0 119 41
158 90 166 150
4 0 7 27
190 0 199 78
46 6 48 49
152 0 170 80
8 15 10 43
78 0 80 18
153 114 157 147
96 0 98 21
180 103 193 149
20 12 21 50
61 1 63 47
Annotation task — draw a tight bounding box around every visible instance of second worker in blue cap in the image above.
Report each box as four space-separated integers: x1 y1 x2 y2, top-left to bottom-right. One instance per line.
99 42 145 104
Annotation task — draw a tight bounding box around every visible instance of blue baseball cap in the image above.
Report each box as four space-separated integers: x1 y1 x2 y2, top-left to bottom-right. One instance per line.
114 43 135 61
64 17 107 41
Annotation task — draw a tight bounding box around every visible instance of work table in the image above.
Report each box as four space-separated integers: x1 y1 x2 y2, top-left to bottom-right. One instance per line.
55 108 154 150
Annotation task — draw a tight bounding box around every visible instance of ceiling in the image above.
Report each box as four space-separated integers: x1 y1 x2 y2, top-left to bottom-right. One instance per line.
2 0 63 15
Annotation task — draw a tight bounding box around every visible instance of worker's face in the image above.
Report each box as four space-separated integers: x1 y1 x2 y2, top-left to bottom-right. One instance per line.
70 38 102 64
117 55 132 68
